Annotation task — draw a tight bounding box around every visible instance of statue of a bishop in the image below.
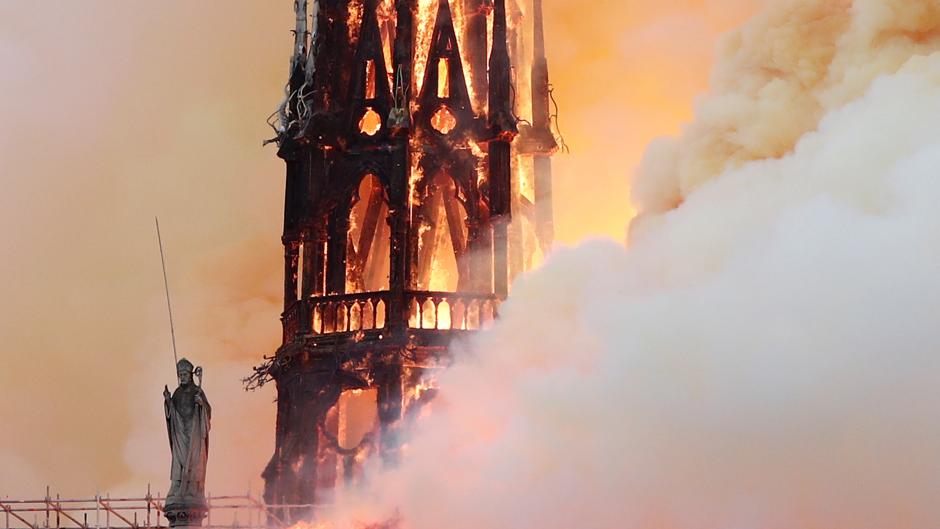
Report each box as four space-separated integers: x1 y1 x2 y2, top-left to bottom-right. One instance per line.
164 358 211 506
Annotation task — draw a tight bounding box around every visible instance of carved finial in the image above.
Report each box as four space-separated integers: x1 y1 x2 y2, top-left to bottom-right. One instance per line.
292 0 309 63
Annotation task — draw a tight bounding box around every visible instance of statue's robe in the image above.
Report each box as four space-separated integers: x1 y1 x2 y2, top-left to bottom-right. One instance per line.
165 383 211 502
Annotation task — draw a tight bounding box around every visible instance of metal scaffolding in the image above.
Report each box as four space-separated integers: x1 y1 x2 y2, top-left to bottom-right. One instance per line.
0 488 310 529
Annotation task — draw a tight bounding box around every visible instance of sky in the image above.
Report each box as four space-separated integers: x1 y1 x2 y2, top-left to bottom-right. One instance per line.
0 0 762 498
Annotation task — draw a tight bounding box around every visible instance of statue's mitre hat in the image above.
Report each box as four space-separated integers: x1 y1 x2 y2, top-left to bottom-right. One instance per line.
176 358 194 372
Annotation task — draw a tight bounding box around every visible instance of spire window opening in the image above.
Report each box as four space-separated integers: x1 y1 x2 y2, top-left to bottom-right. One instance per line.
437 58 450 98
414 172 468 292
346 175 391 293
365 59 377 100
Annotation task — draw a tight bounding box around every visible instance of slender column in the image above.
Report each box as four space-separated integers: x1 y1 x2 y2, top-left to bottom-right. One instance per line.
534 156 554 251
487 0 517 298
302 147 327 289
301 239 317 299
392 0 415 89
325 206 350 294
387 0 415 328
376 365 404 464
388 202 409 329
282 158 306 311
489 145 511 298
286 0 309 129
316 403 339 497
283 241 301 309
531 0 556 251
531 0 550 132
302 235 327 298
262 381 297 519
508 156 523 281
293 390 321 522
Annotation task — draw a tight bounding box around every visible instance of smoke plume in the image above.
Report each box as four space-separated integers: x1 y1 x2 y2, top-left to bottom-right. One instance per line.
0 0 756 499
320 1 940 527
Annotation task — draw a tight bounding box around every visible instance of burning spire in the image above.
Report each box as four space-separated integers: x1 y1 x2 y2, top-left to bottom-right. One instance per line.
258 0 556 519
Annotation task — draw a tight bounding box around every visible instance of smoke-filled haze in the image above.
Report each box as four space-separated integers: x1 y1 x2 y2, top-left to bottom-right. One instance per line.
321 0 940 527
0 0 759 498
13 0 937 527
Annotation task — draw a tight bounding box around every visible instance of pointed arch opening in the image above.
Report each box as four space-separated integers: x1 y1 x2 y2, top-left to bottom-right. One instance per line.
346 174 391 293
437 58 450 98
365 59 377 100
414 171 469 292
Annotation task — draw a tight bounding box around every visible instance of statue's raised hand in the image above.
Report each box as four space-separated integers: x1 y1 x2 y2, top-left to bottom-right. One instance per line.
163 385 171 400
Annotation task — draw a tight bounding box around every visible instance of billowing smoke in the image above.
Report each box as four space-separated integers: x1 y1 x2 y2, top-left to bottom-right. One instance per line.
633 0 940 213
318 1 940 527
0 0 757 500
5 0 939 526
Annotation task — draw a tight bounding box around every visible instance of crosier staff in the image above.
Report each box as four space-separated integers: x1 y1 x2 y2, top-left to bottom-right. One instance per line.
155 217 179 370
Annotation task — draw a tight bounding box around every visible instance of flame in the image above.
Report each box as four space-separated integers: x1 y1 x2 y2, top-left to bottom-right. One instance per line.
408 150 423 214
347 1 364 45
413 0 437 96
408 378 438 407
448 0 477 108
339 0 542 307
376 0 396 79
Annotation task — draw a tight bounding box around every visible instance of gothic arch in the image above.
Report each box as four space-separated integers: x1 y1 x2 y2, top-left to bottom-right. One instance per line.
346 173 391 293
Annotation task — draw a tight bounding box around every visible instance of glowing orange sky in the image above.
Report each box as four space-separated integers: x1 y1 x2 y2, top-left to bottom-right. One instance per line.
0 0 762 496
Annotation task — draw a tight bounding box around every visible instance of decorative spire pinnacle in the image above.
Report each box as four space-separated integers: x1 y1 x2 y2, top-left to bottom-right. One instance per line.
291 0 308 75
530 0 556 148
488 0 517 140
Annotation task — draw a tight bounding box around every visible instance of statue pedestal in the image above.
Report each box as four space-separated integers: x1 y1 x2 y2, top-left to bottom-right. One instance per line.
164 500 208 529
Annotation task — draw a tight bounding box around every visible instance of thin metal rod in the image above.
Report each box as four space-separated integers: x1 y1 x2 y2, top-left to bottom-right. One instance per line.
155 217 179 368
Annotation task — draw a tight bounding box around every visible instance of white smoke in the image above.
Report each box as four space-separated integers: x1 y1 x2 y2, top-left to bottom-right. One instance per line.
633 0 940 214
320 1 940 527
